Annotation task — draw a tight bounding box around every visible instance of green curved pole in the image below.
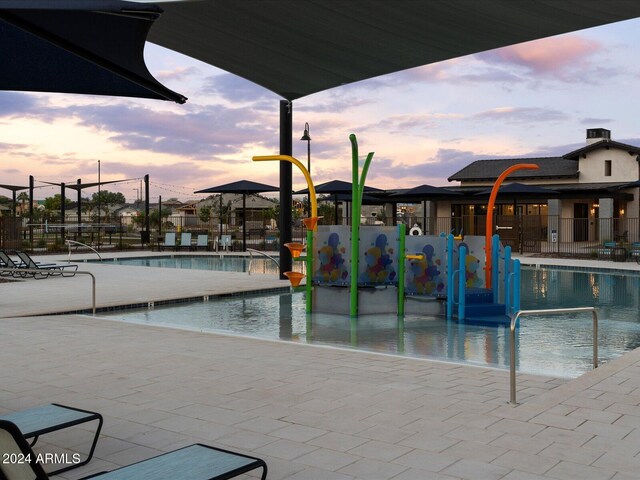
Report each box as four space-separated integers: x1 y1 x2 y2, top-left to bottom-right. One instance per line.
349 134 374 318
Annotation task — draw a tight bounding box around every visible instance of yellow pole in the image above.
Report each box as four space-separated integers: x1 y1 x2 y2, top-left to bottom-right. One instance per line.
252 155 317 226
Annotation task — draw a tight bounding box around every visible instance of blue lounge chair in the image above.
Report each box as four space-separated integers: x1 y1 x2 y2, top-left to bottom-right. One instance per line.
217 235 232 252
0 418 267 480
160 232 176 251
0 403 102 476
15 251 78 278
179 232 193 250
196 234 209 250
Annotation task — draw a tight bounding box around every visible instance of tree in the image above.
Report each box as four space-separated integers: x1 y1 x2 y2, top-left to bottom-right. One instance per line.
17 192 29 215
198 205 212 223
43 194 73 211
91 190 126 205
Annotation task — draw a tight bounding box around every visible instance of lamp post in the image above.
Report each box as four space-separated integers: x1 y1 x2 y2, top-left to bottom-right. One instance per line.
300 122 311 215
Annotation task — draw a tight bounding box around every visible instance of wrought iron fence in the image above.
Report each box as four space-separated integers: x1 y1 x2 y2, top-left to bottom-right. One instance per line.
2 213 638 259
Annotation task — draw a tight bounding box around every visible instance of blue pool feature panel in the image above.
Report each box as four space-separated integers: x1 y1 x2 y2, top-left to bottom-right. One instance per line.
404 235 447 296
358 226 398 286
313 226 351 286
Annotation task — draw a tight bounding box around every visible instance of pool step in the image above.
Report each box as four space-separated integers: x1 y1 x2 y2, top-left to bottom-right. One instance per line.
465 302 506 317
464 288 493 304
463 314 511 326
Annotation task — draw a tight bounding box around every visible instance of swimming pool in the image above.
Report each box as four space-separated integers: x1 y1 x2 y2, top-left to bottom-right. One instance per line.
92 255 299 275
100 266 640 378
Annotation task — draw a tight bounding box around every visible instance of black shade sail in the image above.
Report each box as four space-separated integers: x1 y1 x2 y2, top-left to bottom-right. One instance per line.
195 180 279 252
0 0 186 103
150 1 640 100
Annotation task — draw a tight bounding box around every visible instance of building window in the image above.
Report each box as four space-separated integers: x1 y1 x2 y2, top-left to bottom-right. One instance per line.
604 160 612 176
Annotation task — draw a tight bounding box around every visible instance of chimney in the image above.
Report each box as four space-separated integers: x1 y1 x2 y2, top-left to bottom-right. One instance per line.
586 128 611 145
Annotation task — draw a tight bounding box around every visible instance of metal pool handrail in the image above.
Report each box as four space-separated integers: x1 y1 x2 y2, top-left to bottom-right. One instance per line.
246 248 280 275
66 239 103 262
0 268 96 316
510 307 598 405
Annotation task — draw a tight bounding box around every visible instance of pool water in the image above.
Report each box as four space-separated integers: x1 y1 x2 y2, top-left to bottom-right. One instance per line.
94 255 298 274
100 267 640 378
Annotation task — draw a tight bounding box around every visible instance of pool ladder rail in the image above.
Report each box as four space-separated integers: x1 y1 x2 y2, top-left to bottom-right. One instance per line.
66 239 103 262
510 306 598 405
246 248 280 275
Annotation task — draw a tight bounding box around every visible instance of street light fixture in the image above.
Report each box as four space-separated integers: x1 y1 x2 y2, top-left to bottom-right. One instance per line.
300 122 311 215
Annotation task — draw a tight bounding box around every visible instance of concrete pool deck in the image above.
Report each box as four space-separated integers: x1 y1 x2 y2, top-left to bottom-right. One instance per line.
1 252 640 479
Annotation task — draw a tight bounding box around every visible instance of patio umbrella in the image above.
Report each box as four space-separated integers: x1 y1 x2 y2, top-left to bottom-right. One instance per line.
391 184 462 232
0 0 185 103
195 180 279 252
296 180 384 224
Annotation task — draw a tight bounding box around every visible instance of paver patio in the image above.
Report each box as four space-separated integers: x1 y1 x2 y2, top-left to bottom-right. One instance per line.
1 252 640 479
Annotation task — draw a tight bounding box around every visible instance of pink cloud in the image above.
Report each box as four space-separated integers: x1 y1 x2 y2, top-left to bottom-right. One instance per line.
479 35 602 76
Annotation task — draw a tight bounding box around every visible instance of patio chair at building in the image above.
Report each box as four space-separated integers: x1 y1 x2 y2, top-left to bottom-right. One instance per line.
0 418 268 480
0 403 102 476
597 241 617 260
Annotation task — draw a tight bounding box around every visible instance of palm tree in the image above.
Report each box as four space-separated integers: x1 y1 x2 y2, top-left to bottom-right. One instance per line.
17 192 29 216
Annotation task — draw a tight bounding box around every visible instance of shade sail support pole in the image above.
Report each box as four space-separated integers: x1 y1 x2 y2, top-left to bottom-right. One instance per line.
279 100 293 279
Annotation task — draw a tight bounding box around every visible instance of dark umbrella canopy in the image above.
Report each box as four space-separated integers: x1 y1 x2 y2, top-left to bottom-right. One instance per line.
195 180 279 252
195 180 279 195
392 184 462 199
295 180 383 195
390 185 461 232
0 0 186 103
296 180 383 225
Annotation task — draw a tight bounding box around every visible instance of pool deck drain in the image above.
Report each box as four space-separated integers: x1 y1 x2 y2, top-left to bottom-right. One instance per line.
1 251 640 480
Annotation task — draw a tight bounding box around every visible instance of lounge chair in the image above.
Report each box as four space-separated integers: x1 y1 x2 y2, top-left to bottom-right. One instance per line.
0 403 102 476
196 234 209 250
0 250 21 278
217 234 232 252
179 232 193 250
15 251 78 278
0 418 268 480
160 232 176 251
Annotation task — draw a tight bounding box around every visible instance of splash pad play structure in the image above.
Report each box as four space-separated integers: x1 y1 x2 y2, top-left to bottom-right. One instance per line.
254 135 524 326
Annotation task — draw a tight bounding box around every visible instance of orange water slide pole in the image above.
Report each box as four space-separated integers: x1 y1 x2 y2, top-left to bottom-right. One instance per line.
485 163 539 288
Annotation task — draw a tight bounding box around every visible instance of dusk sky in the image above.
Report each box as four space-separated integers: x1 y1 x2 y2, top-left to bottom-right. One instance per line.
1 17 639 203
